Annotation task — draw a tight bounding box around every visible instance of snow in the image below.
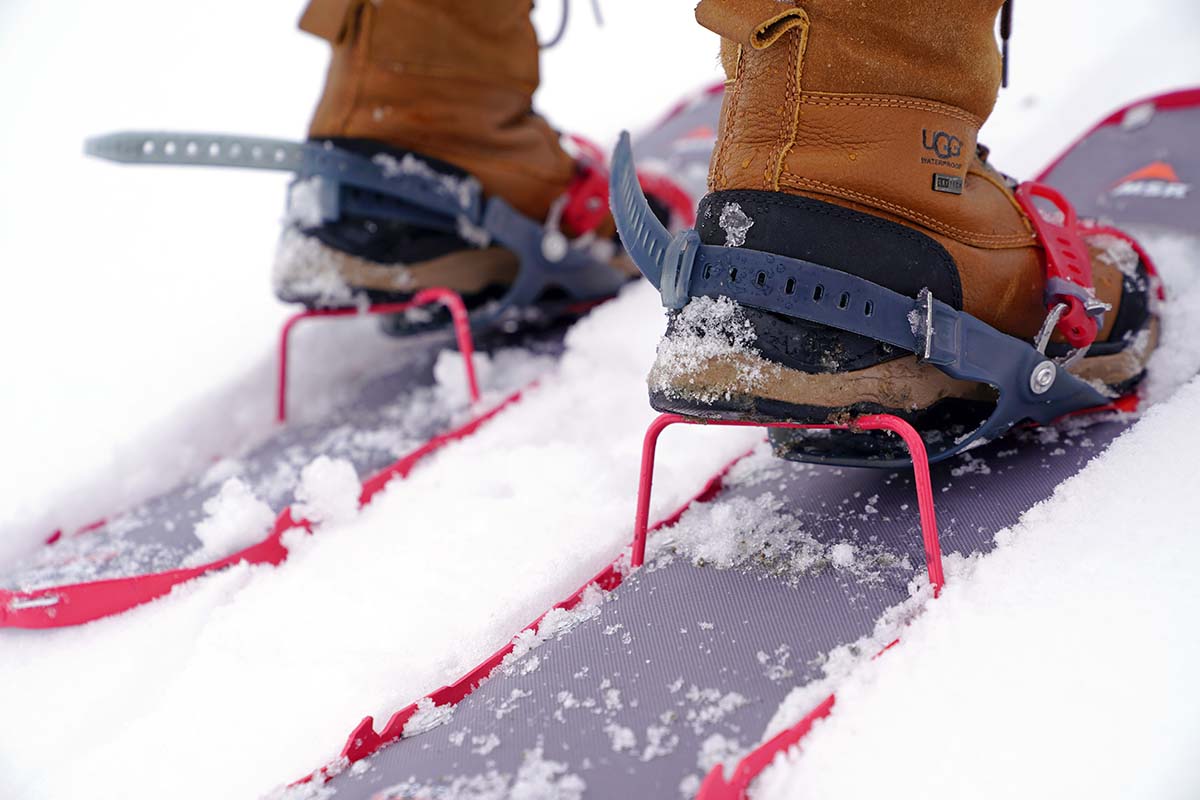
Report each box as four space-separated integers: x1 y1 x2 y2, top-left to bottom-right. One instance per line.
456 214 493 249
272 226 380 308
401 698 456 739
697 733 746 774
292 456 360 527
1139 230 1200 404
652 457 911 585
286 175 328 229
433 349 500 405
649 295 779 404
604 722 638 753
500 583 606 676
718 202 754 247
1 0 1199 799
186 478 276 565
372 152 479 212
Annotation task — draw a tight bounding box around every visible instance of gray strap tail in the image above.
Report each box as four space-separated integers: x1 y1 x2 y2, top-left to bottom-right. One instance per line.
85 131 480 222
86 132 306 172
609 132 671 289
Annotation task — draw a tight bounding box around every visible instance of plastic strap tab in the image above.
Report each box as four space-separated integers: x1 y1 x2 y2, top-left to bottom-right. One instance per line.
609 132 673 288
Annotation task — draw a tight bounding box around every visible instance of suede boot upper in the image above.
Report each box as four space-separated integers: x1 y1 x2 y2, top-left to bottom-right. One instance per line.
694 0 1126 342
300 0 574 222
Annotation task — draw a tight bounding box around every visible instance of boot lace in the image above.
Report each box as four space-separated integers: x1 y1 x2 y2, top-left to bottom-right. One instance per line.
1000 0 1014 87
540 0 605 49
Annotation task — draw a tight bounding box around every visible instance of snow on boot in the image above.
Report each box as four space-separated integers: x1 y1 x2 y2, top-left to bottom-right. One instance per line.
274 0 632 312
638 0 1159 460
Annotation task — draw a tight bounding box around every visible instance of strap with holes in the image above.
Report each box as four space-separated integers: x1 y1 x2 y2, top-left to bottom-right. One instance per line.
86 131 481 223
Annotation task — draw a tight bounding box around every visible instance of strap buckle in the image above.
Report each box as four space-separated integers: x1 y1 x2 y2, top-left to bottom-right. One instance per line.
560 135 612 237
1014 182 1110 350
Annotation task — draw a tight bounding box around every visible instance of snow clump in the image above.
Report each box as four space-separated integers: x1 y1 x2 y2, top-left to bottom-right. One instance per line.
649 295 778 404
187 478 275 565
719 202 754 247
604 722 638 753
401 697 456 738
500 584 605 676
286 176 328 229
373 152 479 211
272 227 379 308
292 456 361 526
434 349 492 402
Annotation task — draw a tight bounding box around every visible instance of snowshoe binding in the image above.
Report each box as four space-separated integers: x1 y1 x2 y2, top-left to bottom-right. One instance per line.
612 133 1159 466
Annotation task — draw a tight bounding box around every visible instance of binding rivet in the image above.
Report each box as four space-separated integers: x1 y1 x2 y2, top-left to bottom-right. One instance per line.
541 231 568 263
1030 360 1057 394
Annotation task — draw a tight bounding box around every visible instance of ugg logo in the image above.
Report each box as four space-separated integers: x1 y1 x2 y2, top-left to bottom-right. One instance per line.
922 129 963 160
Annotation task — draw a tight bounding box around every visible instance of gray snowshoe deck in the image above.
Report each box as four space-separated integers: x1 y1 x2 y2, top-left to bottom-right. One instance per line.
319 414 1130 798
1039 87 1200 235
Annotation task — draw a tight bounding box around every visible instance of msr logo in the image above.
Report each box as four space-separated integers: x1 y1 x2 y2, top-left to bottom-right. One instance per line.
922 129 963 160
1108 161 1192 200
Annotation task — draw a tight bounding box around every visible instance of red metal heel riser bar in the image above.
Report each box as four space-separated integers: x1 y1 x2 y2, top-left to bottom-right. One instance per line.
632 413 944 592
277 288 479 423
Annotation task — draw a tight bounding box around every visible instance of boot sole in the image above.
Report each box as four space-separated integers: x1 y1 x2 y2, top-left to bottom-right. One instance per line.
648 317 1159 426
273 228 520 308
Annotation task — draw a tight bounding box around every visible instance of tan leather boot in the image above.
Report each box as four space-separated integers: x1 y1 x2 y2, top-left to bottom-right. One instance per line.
649 0 1158 434
274 0 591 308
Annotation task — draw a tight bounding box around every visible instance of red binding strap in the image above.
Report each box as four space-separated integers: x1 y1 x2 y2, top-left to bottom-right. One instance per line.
1014 182 1106 349
561 135 612 236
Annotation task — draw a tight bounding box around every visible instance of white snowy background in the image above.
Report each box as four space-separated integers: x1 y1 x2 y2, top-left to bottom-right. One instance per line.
1 1 1199 798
